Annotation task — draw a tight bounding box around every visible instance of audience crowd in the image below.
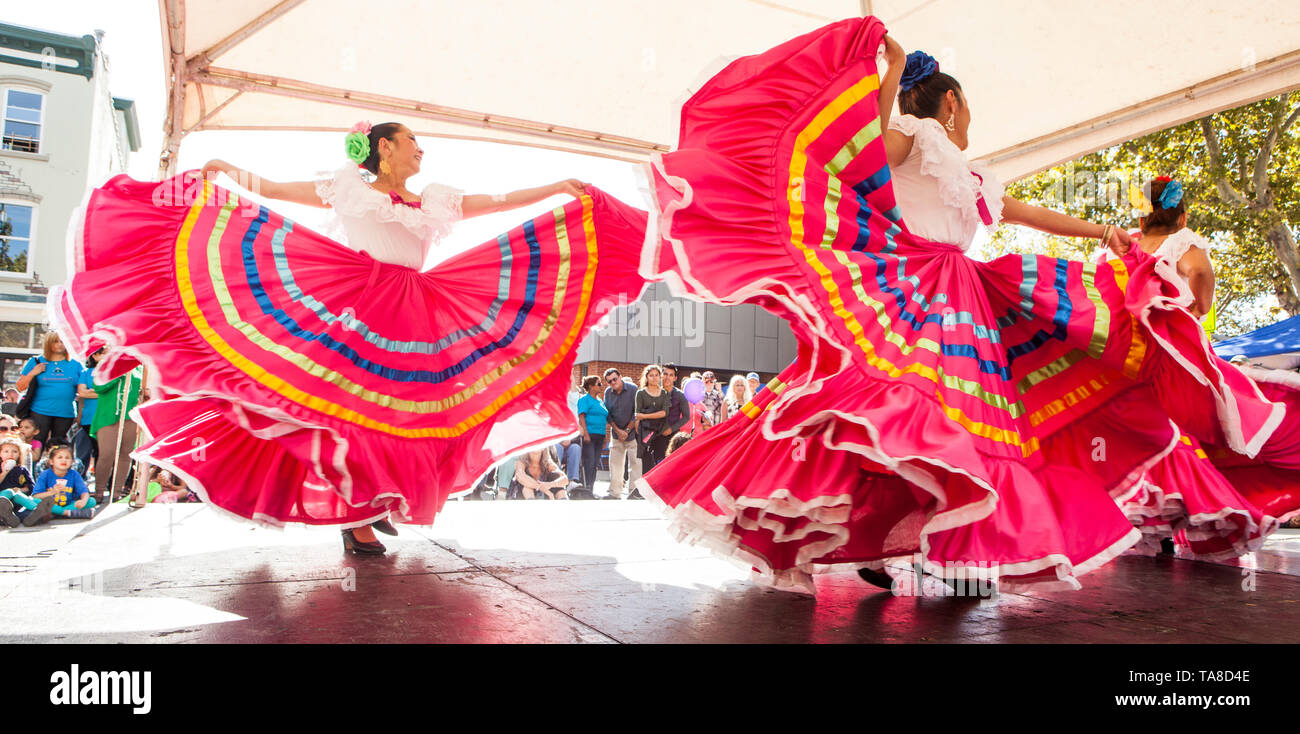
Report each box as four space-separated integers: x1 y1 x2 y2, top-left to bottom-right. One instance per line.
9 330 1300 532
0 333 194 530
468 362 769 501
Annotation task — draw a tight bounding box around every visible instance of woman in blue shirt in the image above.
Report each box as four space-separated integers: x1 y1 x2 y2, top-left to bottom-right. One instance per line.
577 376 609 497
16 333 81 461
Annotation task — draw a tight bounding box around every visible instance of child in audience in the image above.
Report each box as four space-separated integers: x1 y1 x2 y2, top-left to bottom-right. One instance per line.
0 437 52 527
34 440 86 478
17 417 39 466
667 431 692 457
33 444 96 519
152 469 197 503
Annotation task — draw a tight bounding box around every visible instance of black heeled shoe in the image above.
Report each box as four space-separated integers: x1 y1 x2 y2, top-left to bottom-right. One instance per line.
342 528 386 555
371 518 399 536
857 567 894 590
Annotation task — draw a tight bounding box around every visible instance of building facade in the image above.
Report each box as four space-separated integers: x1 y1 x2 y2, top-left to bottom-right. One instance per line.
0 22 140 384
573 281 797 390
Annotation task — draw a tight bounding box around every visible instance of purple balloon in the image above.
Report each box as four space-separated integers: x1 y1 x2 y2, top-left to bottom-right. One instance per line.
683 377 705 404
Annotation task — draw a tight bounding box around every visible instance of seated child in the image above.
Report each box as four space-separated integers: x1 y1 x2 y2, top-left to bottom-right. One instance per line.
34 446 86 478
0 437 52 527
33 444 96 519
151 469 198 503
666 431 692 456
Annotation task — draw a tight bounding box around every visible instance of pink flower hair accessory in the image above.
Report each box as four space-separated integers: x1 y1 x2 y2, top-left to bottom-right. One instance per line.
349 121 373 135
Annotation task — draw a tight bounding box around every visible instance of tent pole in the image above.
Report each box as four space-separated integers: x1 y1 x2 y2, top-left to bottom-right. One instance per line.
158 0 187 179
128 367 150 508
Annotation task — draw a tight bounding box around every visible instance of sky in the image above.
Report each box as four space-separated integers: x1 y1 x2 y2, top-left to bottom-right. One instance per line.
2 1 651 260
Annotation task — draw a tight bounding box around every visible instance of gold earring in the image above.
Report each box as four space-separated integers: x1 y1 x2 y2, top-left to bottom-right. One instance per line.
379 159 392 176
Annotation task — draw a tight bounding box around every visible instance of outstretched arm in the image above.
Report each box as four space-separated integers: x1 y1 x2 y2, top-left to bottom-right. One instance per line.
461 179 588 219
200 160 330 209
1001 196 1132 255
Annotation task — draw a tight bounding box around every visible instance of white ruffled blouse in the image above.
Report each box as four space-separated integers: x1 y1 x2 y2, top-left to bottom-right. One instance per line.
314 164 463 270
887 114 1005 250
1147 227 1212 289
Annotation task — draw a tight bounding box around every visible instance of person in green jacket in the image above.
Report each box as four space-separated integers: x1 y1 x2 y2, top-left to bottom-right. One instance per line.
90 365 145 502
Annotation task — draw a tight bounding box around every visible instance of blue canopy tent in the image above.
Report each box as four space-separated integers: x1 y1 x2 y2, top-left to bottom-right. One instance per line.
1213 314 1300 369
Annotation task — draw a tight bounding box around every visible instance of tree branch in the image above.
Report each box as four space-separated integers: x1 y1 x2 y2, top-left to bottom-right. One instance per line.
1200 118 1253 209
1253 97 1300 205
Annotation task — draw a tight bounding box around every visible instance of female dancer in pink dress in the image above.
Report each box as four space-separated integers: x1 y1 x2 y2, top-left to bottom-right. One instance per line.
53 121 650 554
1113 177 1298 559
636 17 1300 594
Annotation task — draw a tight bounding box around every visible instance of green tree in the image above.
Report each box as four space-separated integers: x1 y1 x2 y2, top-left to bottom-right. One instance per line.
0 212 13 273
987 91 1300 338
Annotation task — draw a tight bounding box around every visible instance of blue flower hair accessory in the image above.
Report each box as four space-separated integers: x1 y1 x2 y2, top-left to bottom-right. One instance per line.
1157 179 1183 209
899 50 939 92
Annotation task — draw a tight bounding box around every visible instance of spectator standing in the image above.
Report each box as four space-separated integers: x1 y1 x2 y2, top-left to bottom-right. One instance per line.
700 371 724 427
723 375 753 421
747 372 764 396
602 367 641 500
633 364 671 488
555 437 583 492
16 333 82 460
554 388 584 493
1 388 18 417
90 364 145 503
73 347 104 478
576 376 608 500
661 363 691 440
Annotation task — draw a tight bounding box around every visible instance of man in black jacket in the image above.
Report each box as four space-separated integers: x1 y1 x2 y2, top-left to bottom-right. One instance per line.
661 363 691 441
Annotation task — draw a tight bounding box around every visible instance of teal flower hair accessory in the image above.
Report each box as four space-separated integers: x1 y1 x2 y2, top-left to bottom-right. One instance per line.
1157 179 1183 209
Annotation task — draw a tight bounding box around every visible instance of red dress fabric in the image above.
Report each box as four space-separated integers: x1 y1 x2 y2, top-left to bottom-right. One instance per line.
54 174 648 527
637 16 1300 592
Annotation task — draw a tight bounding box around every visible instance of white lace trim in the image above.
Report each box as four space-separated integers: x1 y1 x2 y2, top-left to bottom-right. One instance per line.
889 114 1002 235
1153 227 1210 269
314 164 463 244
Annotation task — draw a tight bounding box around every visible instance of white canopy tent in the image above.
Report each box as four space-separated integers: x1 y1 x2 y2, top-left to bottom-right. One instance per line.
157 0 1300 181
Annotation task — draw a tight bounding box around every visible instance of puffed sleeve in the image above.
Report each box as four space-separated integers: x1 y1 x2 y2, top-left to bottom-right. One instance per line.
420 182 464 241
313 164 373 212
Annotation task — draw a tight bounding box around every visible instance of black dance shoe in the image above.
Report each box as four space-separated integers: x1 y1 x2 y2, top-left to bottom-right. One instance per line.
371 518 399 536
341 529 386 555
857 567 894 590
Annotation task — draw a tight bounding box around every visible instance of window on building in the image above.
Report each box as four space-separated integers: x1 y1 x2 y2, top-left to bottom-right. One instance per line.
2 90 44 154
0 202 33 274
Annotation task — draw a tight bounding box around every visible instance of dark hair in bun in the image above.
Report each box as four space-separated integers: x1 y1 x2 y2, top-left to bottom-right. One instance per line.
361 122 404 175
1140 178 1187 234
899 72 964 121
